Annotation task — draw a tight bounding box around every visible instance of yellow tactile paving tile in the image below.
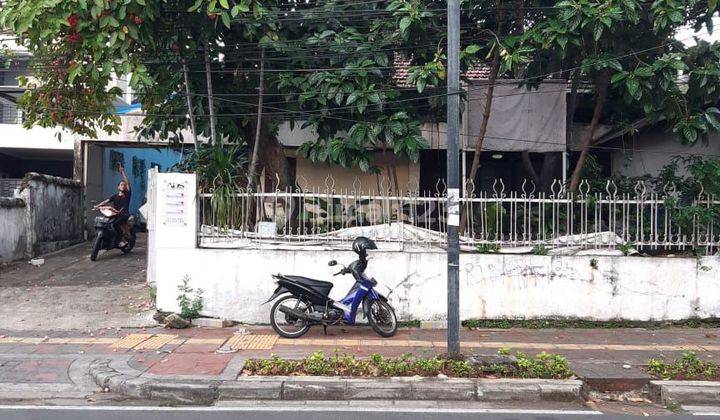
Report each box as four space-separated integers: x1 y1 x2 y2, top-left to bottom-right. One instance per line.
185 338 226 345
110 334 153 349
227 334 279 350
134 334 177 350
19 337 47 344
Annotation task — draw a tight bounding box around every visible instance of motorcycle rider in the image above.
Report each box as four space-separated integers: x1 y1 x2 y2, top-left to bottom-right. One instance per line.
93 164 132 247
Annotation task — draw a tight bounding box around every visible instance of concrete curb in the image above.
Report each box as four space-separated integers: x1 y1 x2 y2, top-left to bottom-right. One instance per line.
89 359 583 405
650 380 720 406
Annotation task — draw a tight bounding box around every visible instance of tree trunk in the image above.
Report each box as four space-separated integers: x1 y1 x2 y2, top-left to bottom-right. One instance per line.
564 68 581 189
458 44 501 234
520 151 540 186
244 48 266 230
246 48 265 192
181 60 199 152
568 71 609 192
538 152 560 193
203 39 217 146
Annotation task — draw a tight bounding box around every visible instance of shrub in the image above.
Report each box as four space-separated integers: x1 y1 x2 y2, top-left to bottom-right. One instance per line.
243 350 574 379
647 352 719 380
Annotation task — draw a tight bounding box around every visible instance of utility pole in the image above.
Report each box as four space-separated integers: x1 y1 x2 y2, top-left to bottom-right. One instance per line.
446 0 461 355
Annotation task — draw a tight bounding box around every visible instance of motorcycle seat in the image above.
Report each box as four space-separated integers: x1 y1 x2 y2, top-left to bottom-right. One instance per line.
283 275 333 289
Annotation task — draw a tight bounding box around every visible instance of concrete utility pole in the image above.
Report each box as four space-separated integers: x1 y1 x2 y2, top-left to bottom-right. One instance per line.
446 0 461 355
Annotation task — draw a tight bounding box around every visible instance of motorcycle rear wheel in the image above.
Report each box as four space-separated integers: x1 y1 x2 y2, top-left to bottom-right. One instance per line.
121 231 136 254
270 295 311 338
367 299 398 338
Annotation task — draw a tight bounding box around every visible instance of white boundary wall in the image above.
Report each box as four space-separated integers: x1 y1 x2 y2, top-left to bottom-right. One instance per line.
149 172 720 323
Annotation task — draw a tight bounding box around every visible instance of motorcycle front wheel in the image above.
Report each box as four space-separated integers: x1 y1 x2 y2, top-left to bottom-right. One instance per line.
270 295 311 338
367 299 398 338
90 234 103 261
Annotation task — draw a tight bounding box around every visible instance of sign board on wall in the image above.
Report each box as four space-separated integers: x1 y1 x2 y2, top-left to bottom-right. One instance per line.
162 180 188 226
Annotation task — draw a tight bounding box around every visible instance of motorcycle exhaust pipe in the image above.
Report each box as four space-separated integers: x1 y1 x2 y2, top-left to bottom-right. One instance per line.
278 305 323 322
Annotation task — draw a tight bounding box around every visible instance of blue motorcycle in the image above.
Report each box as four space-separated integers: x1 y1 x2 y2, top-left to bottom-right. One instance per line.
265 237 398 338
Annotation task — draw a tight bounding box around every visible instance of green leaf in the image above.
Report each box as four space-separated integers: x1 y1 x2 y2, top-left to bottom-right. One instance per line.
346 92 359 105
68 65 81 84
611 71 628 84
238 0 251 12
705 113 720 130
399 16 412 34
219 0 229 9
464 44 481 55
417 78 426 93
356 98 368 114
221 12 231 28
667 10 683 23
634 66 653 77
593 24 603 41
188 0 204 12
626 77 640 99
683 126 698 143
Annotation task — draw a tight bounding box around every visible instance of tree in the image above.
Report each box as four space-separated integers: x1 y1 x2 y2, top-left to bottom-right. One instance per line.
511 0 720 191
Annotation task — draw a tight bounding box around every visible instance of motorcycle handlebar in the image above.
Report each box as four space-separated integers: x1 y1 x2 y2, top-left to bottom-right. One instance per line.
334 267 351 276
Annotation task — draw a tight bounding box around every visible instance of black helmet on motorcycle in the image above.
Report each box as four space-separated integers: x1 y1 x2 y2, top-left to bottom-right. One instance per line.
352 236 377 257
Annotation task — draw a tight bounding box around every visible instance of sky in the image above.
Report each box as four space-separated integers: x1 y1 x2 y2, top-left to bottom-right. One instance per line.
676 14 720 46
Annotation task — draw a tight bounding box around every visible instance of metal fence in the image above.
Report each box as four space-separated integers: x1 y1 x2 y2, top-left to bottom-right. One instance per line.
198 176 720 252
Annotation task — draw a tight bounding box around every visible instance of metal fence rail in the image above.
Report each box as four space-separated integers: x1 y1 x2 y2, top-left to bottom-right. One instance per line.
198 177 720 252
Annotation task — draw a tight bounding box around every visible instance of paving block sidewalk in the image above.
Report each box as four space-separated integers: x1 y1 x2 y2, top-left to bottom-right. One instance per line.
0 325 719 404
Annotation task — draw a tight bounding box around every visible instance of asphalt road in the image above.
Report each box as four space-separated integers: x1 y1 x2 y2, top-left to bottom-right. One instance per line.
0 405 715 420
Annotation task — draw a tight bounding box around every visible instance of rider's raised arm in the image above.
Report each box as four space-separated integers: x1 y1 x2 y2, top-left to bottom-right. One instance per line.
119 165 130 190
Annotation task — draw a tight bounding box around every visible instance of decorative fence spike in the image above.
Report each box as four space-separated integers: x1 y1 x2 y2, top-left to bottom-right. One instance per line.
197 178 719 252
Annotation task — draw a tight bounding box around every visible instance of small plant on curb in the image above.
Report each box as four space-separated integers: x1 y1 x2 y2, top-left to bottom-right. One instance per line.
177 275 204 320
619 242 634 256
647 352 719 381
589 258 599 269
149 285 157 303
243 350 574 379
476 243 500 254
531 244 548 255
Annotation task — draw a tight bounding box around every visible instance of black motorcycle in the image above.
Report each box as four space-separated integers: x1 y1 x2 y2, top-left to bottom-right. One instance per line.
265 237 398 338
90 206 137 261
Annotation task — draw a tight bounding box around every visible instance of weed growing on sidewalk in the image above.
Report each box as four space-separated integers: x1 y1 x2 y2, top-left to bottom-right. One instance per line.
647 352 719 380
243 350 574 379
177 275 204 319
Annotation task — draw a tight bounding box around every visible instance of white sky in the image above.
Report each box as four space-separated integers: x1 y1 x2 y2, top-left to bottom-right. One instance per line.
676 14 720 46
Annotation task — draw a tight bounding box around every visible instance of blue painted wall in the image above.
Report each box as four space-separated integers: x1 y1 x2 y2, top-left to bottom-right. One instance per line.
102 147 183 214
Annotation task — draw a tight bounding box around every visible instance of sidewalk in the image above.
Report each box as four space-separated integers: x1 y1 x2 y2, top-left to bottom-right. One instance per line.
0 325 718 409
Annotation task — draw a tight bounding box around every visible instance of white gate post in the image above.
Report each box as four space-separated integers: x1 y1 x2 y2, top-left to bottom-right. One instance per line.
146 171 197 311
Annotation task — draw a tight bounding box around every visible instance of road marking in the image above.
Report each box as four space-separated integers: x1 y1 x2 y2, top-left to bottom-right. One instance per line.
134 334 177 350
110 334 153 349
228 334 278 350
0 405 602 415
